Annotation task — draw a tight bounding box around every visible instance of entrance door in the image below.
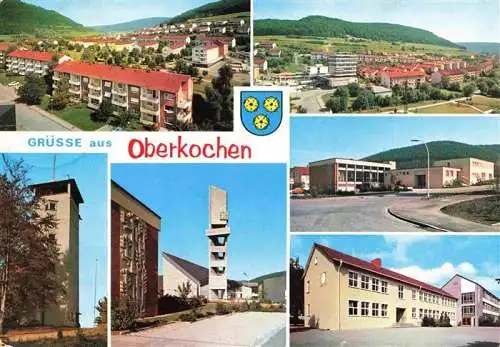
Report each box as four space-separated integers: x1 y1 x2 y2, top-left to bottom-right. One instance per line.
415 175 426 189
396 308 405 323
462 317 471 326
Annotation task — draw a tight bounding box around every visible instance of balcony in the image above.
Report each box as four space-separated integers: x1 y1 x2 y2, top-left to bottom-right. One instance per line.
89 89 102 98
112 85 127 96
140 105 160 116
140 113 157 125
89 83 102 91
69 79 81 86
140 93 159 103
69 88 81 95
53 74 61 81
88 99 100 110
112 96 128 107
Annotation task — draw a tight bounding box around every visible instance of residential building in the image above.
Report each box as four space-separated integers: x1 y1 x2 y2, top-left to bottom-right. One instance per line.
258 41 276 50
430 70 464 84
111 181 161 317
307 64 329 76
371 85 393 97
0 42 10 68
290 166 310 190
384 166 462 189
30 179 83 327
267 48 282 57
433 158 495 185
304 243 458 331
159 35 191 45
254 58 268 72
442 274 499 326
161 41 186 56
309 158 396 192
251 271 286 304
6 50 71 76
328 53 358 78
192 41 228 67
53 61 193 128
380 70 426 88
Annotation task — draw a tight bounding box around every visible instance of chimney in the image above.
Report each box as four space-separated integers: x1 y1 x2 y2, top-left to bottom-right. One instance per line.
371 258 382 267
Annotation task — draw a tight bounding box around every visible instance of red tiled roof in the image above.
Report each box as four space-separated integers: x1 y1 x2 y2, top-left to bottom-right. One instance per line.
54 61 191 92
167 41 186 49
254 59 266 65
293 167 309 175
0 43 10 51
313 243 456 299
7 50 55 62
207 36 234 42
383 70 425 78
160 35 189 40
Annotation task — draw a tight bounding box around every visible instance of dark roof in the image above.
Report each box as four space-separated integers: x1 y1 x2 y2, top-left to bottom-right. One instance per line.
250 271 286 283
29 179 83 204
111 180 161 220
441 274 499 301
313 243 456 299
162 252 209 286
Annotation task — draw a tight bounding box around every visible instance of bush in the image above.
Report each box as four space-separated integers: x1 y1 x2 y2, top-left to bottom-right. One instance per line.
421 316 437 327
158 294 191 315
248 301 261 312
478 314 500 327
235 301 250 312
179 311 197 322
111 299 138 331
215 302 233 315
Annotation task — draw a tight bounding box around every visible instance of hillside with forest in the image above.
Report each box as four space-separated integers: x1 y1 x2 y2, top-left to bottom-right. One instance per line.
166 0 249 24
90 17 170 33
0 0 92 35
362 141 500 169
457 42 500 55
254 16 464 49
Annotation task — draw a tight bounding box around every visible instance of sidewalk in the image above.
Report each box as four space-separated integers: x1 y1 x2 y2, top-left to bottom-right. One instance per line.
29 105 82 131
388 195 496 232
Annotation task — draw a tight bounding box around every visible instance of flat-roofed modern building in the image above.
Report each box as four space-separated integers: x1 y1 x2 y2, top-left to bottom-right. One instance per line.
30 179 83 327
309 158 396 193
111 181 161 317
328 53 358 78
433 157 495 185
6 50 71 76
192 41 228 67
384 166 462 189
304 244 458 331
442 274 499 326
53 61 193 129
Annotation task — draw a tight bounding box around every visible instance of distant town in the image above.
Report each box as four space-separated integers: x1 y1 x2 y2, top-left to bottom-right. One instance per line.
253 17 500 114
0 0 250 131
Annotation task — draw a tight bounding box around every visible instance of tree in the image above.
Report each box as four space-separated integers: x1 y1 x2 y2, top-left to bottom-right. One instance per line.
334 86 349 98
448 81 461 92
490 85 500 98
18 73 47 105
441 76 450 90
211 64 233 124
463 83 476 97
94 100 114 122
347 82 361 97
49 78 70 110
95 297 107 326
325 96 348 113
477 80 489 95
289 258 304 323
108 110 140 129
0 156 61 333
176 281 192 303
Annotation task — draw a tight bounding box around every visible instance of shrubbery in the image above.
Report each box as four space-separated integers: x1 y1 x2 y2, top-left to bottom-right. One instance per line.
111 299 138 331
478 314 500 327
215 302 233 315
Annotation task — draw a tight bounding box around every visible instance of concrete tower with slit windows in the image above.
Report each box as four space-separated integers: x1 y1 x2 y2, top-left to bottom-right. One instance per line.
205 186 230 301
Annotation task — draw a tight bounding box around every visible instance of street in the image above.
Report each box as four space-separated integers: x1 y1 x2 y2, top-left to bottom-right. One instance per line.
291 193 494 232
291 327 500 347
112 312 286 347
0 85 69 131
291 89 332 114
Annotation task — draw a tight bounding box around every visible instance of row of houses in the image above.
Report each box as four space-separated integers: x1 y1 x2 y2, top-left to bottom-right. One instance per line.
137 18 249 36
304 243 499 330
291 156 495 192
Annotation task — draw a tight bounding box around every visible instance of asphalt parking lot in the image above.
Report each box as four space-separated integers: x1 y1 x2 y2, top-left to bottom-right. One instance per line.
290 327 500 347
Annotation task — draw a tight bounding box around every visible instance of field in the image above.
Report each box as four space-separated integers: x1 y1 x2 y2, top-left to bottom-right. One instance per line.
255 35 468 56
413 103 482 114
469 95 500 111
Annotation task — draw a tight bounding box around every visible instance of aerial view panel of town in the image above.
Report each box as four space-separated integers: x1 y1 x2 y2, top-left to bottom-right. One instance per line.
253 0 500 114
0 0 250 131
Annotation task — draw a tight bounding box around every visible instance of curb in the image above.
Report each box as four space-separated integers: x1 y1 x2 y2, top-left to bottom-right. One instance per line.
252 324 285 347
386 208 454 232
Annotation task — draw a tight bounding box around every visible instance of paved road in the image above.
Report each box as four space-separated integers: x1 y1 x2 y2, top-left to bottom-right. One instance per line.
112 312 286 347
290 327 500 347
291 90 332 114
291 195 425 232
0 85 68 131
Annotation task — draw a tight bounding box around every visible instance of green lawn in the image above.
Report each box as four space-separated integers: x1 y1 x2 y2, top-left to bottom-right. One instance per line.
470 95 500 111
441 196 500 225
0 72 25 85
414 103 481 114
55 107 104 131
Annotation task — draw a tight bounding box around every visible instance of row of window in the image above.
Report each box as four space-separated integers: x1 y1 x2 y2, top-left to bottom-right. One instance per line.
462 305 475 317
462 292 475 304
348 300 388 317
415 308 456 321
483 302 500 314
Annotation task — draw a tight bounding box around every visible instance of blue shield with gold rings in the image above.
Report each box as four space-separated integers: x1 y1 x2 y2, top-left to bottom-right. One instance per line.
241 91 283 136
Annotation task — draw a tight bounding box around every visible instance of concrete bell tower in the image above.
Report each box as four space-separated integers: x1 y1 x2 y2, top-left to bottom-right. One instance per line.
205 186 230 301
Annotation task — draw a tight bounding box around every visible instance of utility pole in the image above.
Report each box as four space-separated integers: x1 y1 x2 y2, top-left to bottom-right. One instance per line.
411 139 430 198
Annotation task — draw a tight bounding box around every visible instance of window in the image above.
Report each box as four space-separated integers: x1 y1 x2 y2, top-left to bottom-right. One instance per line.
381 304 388 317
45 201 57 211
349 300 358 316
104 81 111 87
381 281 388 294
372 278 379 292
412 290 416 300
306 281 310 294
361 302 369 316
361 275 369 290
412 308 417 319
130 86 140 93
348 271 358 287
371 303 379 316
462 305 475 317
424 293 428 302
461 292 474 304
424 309 428 317
314 257 318 265
419 308 423 319
398 285 404 299
419 291 423 301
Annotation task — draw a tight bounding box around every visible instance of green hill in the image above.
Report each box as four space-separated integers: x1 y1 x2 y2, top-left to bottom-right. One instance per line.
457 42 500 55
254 16 464 49
362 141 500 169
90 17 170 33
0 0 93 35
166 0 249 24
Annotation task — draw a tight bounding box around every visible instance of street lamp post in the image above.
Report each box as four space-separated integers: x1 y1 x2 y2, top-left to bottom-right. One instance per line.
411 139 430 198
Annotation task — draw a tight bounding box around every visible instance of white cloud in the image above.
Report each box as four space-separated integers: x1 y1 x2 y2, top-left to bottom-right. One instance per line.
383 235 438 263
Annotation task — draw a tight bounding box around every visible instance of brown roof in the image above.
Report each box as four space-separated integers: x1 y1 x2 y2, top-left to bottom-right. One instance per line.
29 179 84 204
162 252 209 286
313 243 456 299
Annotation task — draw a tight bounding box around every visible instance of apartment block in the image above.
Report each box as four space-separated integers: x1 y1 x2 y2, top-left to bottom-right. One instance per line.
0 43 10 68
111 181 161 317
192 41 228 67
433 157 495 185
6 50 71 76
53 61 193 128
328 53 358 77
442 274 499 326
30 179 83 327
309 158 396 192
304 244 458 331
381 70 426 88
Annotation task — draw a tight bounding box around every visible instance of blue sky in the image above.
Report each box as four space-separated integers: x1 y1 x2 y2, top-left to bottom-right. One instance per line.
254 0 500 43
24 0 219 26
291 117 500 166
291 234 500 297
0 153 107 328
112 164 287 281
